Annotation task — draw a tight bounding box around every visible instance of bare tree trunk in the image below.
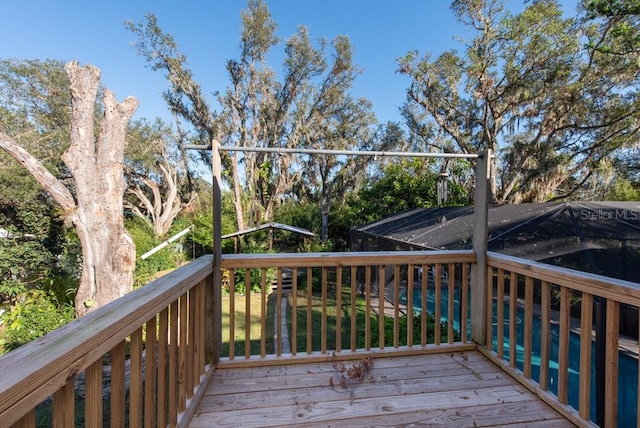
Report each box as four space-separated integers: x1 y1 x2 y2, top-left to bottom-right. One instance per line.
64 62 138 316
0 61 138 317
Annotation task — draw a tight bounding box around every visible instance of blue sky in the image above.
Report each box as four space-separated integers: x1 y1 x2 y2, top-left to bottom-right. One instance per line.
1 0 579 126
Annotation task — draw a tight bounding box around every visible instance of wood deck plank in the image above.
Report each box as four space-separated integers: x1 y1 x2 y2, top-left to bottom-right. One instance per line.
189 351 576 427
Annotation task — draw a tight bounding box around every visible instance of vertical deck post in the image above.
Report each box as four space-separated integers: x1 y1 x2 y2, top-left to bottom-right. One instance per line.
206 139 223 364
471 149 491 345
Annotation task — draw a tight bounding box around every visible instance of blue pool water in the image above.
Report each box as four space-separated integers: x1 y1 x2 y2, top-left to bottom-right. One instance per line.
400 285 638 425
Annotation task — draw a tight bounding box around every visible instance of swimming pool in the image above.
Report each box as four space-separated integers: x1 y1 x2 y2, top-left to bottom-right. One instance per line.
400 285 638 425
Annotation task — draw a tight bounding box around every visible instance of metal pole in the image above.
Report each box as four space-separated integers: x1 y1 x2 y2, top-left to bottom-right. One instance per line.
186 144 481 159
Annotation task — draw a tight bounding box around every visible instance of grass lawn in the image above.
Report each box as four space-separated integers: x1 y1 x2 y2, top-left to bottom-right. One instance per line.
222 284 455 358
221 293 275 357
288 285 455 354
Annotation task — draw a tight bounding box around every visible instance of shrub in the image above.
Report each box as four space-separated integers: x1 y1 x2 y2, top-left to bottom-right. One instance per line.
1 290 74 353
126 217 180 287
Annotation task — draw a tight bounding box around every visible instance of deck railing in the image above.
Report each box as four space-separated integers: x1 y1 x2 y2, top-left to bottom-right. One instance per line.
3 249 640 427
0 255 214 428
484 251 640 428
218 250 476 365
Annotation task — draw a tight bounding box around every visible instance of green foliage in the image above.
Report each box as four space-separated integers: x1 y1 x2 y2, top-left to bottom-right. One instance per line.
1 290 74 353
228 247 277 294
352 158 470 224
126 217 180 287
231 267 275 294
607 177 640 200
399 0 640 203
0 183 79 304
0 280 26 303
274 201 320 234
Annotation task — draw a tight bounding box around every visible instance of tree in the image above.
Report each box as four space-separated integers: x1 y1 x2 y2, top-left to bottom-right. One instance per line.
398 0 640 203
355 158 470 223
126 13 241 233
221 3 381 241
585 0 640 56
0 62 138 317
126 14 218 194
129 1 381 244
125 118 197 237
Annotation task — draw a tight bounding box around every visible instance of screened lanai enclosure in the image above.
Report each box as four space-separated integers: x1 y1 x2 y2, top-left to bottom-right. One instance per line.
351 201 640 283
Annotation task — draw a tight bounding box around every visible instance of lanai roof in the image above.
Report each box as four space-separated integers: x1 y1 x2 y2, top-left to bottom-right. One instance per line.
352 201 640 263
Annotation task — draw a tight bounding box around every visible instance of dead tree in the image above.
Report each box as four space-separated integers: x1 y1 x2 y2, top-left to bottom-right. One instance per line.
0 61 138 316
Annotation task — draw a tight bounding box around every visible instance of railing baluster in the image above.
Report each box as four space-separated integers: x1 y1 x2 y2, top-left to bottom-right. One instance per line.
130 326 143 427
198 279 206 376
111 341 126 428
228 272 235 360
179 293 188 412
292 267 298 356
306 267 313 354
12 409 34 428
448 263 455 344
276 267 283 356
605 299 620 427
245 270 251 359
350 265 357 352
523 276 534 379
260 268 267 358
509 272 517 368
336 266 342 352
188 287 196 394
52 379 74 428
496 268 505 358
421 263 428 346
158 307 168 426
558 286 570 404
145 316 157 428
365 266 372 351
168 300 178 426
407 264 414 347
579 292 593 421
169 300 178 426
461 263 469 343
393 264 400 349
539 280 551 391
486 266 493 351
435 263 442 346
378 265 385 350
85 359 102 428
321 267 328 354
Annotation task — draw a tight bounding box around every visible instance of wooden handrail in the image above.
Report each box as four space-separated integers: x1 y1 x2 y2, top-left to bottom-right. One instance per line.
221 250 476 268
487 252 640 307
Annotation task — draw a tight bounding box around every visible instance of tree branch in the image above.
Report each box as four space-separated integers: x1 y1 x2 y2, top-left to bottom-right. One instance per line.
0 131 76 212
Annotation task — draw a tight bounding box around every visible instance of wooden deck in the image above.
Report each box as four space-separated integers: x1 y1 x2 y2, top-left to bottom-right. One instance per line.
190 351 575 427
